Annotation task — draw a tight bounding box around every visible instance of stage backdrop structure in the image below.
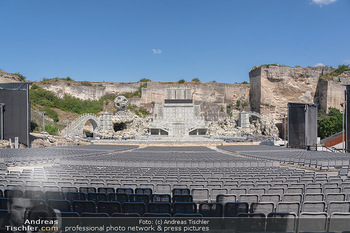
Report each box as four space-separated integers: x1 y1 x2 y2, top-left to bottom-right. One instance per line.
0 83 30 146
288 102 317 149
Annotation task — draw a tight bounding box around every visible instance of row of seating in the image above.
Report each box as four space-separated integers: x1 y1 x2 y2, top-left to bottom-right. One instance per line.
3 193 350 217
4 183 350 197
218 145 350 169
4 187 350 203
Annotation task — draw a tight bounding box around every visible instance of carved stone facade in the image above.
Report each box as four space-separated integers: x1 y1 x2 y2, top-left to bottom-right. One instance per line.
62 90 279 139
149 88 208 137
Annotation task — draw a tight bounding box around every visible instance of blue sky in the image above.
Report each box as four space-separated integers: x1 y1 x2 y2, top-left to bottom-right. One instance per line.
0 0 349 83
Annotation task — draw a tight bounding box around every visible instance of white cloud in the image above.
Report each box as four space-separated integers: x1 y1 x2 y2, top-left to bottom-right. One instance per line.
312 0 337 7
152 49 162 54
315 63 325 67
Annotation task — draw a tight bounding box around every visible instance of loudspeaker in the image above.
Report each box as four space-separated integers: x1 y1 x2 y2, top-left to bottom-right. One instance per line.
288 103 317 149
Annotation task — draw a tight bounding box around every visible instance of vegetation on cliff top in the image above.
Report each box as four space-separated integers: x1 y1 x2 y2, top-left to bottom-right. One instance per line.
14 73 27 82
250 63 337 72
250 63 289 71
320 64 350 81
40 77 74 84
123 81 147 98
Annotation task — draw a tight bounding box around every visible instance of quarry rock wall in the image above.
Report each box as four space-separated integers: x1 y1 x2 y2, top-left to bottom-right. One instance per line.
141 82 250 121
39 81 250 121
316 71 350 112
40 82 140 100
249 66 335 123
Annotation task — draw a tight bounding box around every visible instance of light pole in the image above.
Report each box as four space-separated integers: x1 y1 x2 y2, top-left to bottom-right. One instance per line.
341 103 345 153
281 114 287 147
0 103 4 140
66 115 69 138
42 112 46 141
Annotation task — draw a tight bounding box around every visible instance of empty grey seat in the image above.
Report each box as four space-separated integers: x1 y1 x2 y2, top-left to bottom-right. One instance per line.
216 194 236 204
229 188 246 196
305 187 323 193
276 202 300 215
192 188 209 203
210 188 228 201
327 201 350 215
304 193 324 202
328 212 350 232
324 187 342 194
282 194 302 202
302 201 326 212
250 202 274 215
326 193 346 204
285 187 304 194
266 187 284 195
247 188 265 195
156 184 171 193
260 194 280 204
266 212 297 232
238 194 259 205
298 212 328 232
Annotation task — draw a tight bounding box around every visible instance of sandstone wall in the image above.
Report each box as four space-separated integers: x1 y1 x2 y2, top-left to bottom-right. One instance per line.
38 81 250 121
39 81 140 100
140 82 250 121
140 82 249 104
316 71 350 112
249 66 334 123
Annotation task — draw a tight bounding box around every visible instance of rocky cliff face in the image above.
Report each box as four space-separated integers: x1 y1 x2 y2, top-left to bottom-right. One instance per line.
316 71 350 112
249 66 335 123
39 81 140 100
38 81 250 122
0 70 23 83
141 82 250 121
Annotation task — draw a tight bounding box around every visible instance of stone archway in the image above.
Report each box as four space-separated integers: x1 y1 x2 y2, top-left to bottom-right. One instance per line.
60 113 100 138
82 118 99 137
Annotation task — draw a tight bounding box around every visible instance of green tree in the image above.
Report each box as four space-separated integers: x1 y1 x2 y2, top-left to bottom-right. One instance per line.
45 124 58 135
318 107 343 139
236 100 241 108
192 78 200 82
318 109 326 116
178 79 185 84
139 78 151 82
226 104 232 114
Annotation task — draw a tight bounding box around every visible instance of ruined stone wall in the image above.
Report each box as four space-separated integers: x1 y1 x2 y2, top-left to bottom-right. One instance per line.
249 66 334 123
316 71 350 112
